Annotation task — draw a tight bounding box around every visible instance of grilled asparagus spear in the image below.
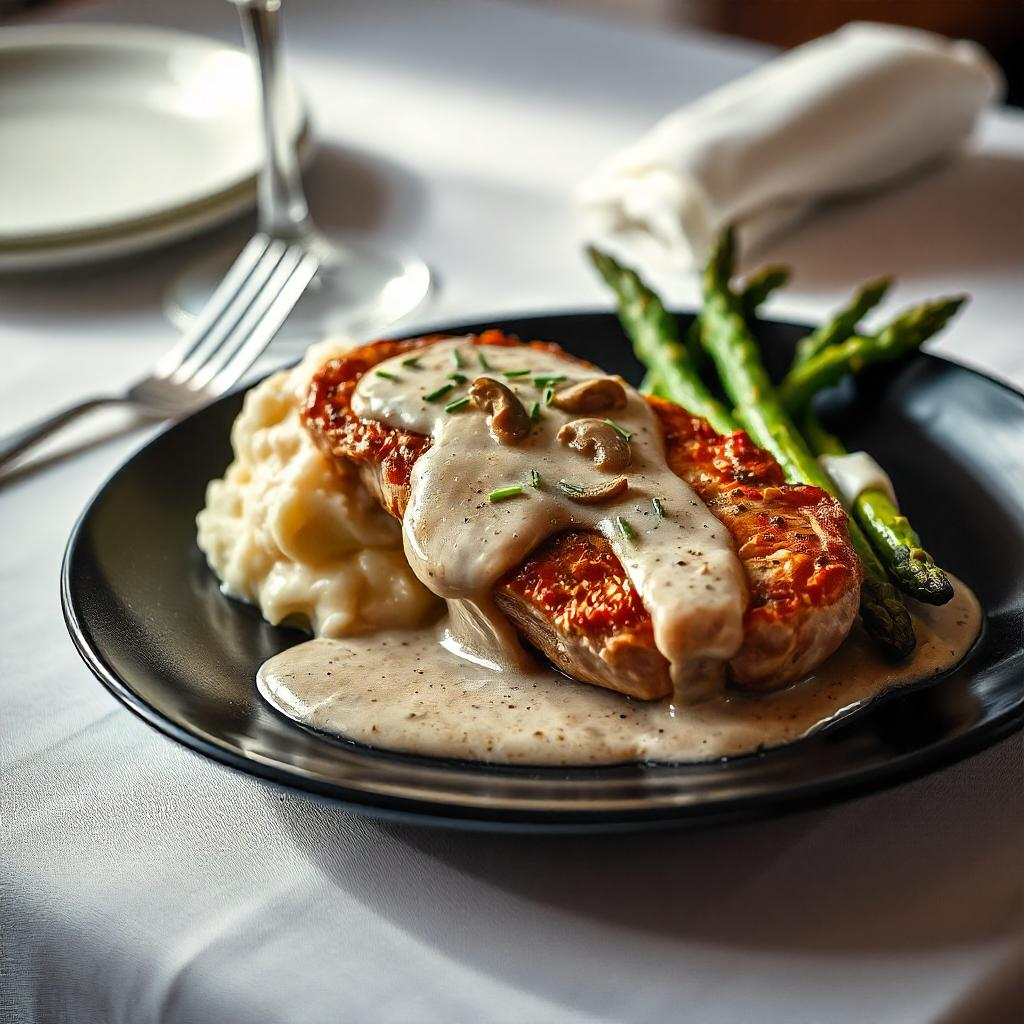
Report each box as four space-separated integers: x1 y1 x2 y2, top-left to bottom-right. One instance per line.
781 284 961 605
800 412 955 604
699 228 916 659
643 264 790 397
779 296 965 413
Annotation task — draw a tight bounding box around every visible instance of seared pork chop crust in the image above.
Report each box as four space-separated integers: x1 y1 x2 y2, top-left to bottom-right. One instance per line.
304 332 861 697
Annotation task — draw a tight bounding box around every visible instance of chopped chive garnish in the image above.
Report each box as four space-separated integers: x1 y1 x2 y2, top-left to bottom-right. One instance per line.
616 516 636 542
605 418 632 441
447 372 468 384
543 386 555 406
529 469 541 488
503 369 530 379
452 349 465 369
444 396 471 413
652 496 665 518
478 352 492 370
488 485 523 503
401 356 421 368
558 479 584 494
534 374 566 387
374 369 398 381
528 401 540 421
424 383 455 402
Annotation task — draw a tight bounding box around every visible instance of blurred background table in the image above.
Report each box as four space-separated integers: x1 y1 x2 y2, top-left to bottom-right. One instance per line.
2 1 1022 1022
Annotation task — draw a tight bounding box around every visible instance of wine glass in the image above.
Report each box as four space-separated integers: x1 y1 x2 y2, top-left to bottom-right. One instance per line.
165 0 430 344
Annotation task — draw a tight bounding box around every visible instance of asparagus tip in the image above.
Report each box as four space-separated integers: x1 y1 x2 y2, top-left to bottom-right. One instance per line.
933 294 969 322
587 246 631 293
891 548 955 606
707 224 737 287
585 244 607 274
859 578 918 660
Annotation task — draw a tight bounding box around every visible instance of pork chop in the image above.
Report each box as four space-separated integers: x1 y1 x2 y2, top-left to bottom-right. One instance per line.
303 332 861 698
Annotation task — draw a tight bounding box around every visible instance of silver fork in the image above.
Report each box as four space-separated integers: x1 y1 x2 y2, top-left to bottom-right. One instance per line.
0 0 318 473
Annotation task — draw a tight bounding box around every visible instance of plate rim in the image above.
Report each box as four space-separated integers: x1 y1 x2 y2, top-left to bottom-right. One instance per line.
0 22 310 266
60 309 1024 831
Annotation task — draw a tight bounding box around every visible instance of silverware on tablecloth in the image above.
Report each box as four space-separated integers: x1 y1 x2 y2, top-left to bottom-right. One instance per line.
0 1 320 472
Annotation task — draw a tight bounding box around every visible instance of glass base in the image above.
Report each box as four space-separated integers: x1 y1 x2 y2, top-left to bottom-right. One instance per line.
165 231 431 348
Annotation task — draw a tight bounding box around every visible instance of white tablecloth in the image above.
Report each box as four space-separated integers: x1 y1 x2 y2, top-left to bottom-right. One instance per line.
2 2 1022 1022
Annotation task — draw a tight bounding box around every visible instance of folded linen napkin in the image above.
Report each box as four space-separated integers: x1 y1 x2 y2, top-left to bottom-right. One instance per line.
577 22 1003 271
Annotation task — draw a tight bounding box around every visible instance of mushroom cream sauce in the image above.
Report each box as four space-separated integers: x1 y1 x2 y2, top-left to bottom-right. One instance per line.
257 337 981 766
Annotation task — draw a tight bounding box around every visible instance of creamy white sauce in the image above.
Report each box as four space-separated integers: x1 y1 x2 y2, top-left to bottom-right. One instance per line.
351 337 746 702
257 577 981 766
820 451 898 507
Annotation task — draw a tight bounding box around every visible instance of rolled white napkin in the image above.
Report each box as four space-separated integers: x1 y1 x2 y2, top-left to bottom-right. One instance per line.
578 22 1003 271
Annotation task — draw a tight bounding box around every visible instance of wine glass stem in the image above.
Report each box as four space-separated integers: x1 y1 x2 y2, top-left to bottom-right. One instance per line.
235 0 313 240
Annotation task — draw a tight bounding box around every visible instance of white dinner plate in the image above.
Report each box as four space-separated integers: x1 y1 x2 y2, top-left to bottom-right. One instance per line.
0 24 309 271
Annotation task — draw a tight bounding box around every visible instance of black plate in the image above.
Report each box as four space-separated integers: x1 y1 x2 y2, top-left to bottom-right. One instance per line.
62 312 1024 832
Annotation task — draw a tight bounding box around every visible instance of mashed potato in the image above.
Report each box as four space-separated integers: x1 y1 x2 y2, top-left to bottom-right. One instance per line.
196 340 442 636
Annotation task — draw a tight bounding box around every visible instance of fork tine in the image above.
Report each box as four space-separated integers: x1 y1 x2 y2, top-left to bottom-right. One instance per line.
155 234 274 379
188 244 310 392
169 238 292 386
205 250 321 396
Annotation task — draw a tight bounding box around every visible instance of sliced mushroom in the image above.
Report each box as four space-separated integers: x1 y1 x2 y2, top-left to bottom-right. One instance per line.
558 418 631 472
470 376 531 443
550 376 627 414
557 475 629 505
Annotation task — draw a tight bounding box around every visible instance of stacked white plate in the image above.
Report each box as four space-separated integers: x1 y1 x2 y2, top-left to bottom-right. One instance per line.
0 24 309 271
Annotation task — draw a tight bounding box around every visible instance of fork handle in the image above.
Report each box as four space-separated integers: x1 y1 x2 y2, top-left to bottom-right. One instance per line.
0 396 122 471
